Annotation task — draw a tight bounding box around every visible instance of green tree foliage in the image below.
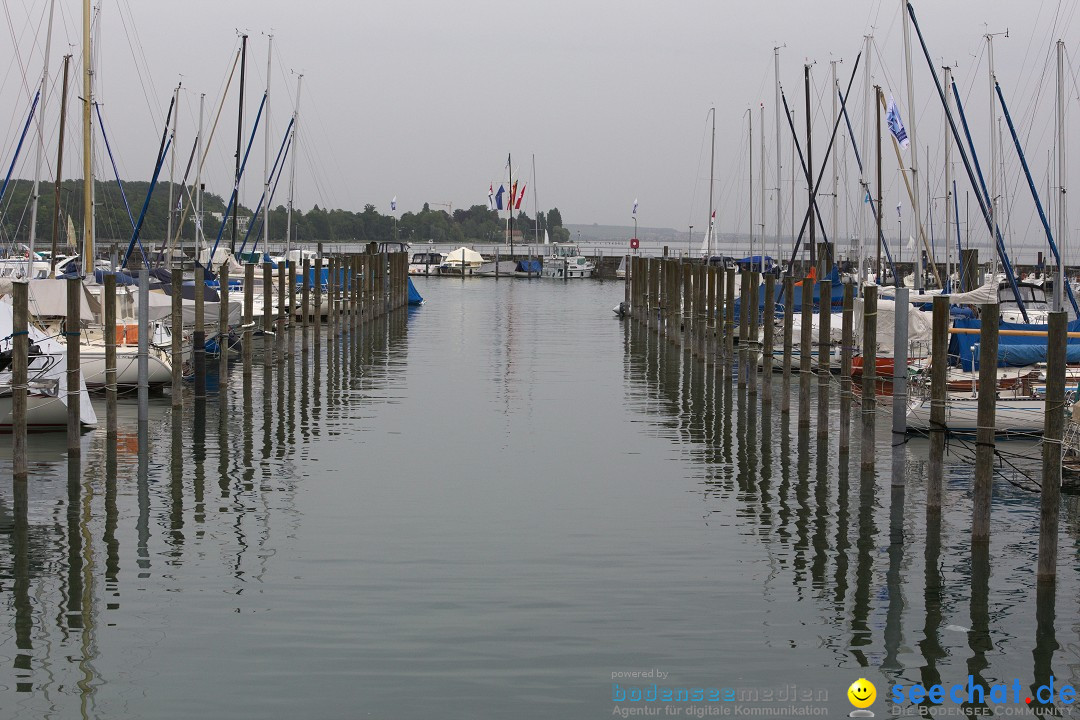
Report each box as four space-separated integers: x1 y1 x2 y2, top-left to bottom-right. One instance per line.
0 178 567 249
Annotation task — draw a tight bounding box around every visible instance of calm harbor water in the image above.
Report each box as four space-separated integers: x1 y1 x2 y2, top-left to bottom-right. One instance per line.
1 276 1079 718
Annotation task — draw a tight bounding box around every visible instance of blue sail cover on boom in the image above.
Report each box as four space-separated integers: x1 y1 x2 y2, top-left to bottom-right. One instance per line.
950 317 1080 371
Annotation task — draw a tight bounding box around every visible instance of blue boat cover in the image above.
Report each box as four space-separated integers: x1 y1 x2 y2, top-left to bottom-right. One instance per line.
733 265 845 317
950 316 1080 371
94 269 138 285
408 278 424 306
516 259 542 273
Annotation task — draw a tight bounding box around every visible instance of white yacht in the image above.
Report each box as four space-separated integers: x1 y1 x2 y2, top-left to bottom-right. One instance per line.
542 243 595 279
409 251 445 276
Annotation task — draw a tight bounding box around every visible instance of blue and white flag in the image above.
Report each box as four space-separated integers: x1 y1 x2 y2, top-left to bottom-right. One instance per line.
886 96 910 149
495 184 506 210
390 196 397 212
632 198 638 215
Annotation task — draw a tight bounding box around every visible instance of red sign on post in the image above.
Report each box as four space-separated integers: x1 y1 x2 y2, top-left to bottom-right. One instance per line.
630 238 639 250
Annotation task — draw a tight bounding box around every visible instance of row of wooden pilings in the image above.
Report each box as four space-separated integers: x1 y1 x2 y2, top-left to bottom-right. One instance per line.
11 246 410 474
623 253 1067 584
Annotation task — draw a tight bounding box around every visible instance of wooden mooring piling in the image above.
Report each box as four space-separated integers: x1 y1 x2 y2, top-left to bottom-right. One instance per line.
620 257 1070 588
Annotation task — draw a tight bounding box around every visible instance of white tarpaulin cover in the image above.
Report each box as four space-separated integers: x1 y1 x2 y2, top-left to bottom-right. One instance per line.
882 277 999 306
444 247 483 265
126 288 242 326
9 279 100 322
853 296 933 355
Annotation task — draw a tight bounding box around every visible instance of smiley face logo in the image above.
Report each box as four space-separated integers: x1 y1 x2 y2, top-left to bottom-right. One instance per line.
847 678 876 709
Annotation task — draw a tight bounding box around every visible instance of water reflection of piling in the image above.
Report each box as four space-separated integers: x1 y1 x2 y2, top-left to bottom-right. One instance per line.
762 274 775 407
839 284 853 454
623 260 1071 694
816 279 831 441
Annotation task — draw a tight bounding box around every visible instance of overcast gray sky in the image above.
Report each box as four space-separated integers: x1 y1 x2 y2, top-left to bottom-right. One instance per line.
2 0 1079 252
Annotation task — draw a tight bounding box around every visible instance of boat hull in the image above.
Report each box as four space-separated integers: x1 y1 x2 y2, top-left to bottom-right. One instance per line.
906 396 1047 437
0 392 95 432
80 347 173 389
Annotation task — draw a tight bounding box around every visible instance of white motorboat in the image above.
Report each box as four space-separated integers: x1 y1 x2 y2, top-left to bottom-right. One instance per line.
409 251 445 276
542 243 595 279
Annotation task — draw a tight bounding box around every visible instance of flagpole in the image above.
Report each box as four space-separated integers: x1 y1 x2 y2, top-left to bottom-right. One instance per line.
708 106 715 258
532 154 539 244
508 153 514 255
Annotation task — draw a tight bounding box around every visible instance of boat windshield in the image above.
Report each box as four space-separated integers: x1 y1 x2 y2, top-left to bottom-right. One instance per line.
553 245 579 258
999 284 1047 307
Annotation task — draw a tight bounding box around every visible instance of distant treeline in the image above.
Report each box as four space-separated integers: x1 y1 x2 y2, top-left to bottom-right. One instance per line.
0 179 570 249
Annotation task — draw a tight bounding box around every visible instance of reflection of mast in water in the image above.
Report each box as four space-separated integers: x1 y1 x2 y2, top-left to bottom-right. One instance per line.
776 411 793 559
76 454 100 715
810 434 830 588
502 281 514 419
233 377 254 585
831 459 851 621
792 421 811 592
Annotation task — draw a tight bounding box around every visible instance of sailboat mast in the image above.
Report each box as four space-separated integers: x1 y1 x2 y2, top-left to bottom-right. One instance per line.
196 92 205 259
760 102 765 274
859 34 872 286
748 109 753 261
166 82 179 269
987 32 998 282
774 48 783 276
508 153 513 254
876 85 883 278
1056 39 1066 312
285 73 302 255
830 59 839 261
232 34 248 255
51 54 71 275
81 0 93 269
27 0 56 278
263 34 273 258
804 64 815 274
943 65 953 291
708 106 715 258
902 0 923 291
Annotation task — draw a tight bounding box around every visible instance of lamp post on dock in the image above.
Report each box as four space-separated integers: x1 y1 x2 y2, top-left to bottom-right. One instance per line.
688 225 693 259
